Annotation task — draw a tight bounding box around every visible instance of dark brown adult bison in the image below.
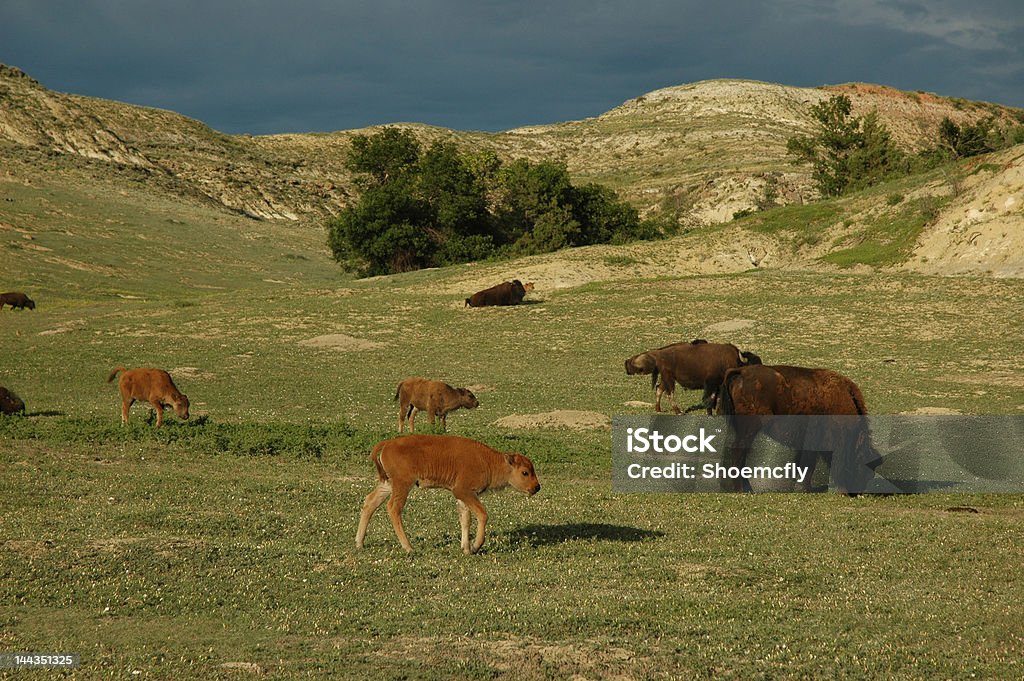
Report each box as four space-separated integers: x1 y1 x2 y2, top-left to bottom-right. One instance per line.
0 386 26 415
107 367 190 427
624 339 762 414
465 280 534 307
717 364 882 493
394 377 479 432
0 291 35 310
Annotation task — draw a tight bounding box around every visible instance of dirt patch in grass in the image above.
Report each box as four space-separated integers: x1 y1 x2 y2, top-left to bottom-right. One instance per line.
494 410 611 431
702 318 757 334
297 333 384 351
898 407 964 415
2 539 55 556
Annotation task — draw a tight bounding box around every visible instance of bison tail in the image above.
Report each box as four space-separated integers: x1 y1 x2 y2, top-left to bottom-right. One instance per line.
848 382 869 416
393 381 403 401
718 368 742 416
106 366 127 383
370 441 389 482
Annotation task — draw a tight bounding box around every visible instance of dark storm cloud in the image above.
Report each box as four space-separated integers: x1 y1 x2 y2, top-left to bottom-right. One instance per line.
1 0 1021 135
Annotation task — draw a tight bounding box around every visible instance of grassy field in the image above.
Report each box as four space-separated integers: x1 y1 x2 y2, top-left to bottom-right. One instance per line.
2 166 1023 678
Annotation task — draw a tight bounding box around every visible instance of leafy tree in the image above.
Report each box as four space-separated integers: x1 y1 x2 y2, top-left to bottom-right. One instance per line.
328 178 431 275
938 116 995 159
345 127 420 187
787 94 906 196
327 129 660 276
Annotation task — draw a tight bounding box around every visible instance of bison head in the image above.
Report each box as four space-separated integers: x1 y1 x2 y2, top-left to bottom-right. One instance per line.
172 394 190 420
505 452 541 495
624 352 657 375
458 388 479 410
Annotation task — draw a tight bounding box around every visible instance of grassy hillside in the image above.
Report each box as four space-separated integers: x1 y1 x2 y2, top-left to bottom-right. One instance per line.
5 64 1023 227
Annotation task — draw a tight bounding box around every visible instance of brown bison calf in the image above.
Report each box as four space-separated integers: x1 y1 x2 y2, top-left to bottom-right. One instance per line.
107 367 190 427
0 291 35 310
394 377 479 432
0 386 26 415
355 434 541 554
465 279 534 307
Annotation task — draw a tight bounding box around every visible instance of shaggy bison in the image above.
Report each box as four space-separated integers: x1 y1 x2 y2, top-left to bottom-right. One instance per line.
465 280 534 307
0 386 26 415
717 364 882 493
0 291 35 310
394 377 479 432
625 339 762 414
107 367 190 427
355 434 541 554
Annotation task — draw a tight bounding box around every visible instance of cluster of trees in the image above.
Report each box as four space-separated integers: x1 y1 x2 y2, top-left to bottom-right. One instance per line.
327 127 660 275
787 94 1024 199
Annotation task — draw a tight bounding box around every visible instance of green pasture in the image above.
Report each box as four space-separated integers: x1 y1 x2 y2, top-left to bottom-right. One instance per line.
2 166 1023 678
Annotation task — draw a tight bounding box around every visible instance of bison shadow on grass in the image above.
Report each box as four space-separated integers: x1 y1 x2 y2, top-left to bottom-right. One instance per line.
505 522 664 548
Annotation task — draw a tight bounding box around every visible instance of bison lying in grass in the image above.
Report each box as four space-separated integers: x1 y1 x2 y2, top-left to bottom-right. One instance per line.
107 367 190 427
625 339 762 414
394 377 479 432
355 434 541 554
465 279 534 307
0 386 26 415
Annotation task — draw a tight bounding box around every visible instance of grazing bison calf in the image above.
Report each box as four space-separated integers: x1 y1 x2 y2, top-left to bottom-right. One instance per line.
395 377 479 432
355 434 541 554
107 367 190 427
0 386 26 415
625 339 762 414
0 291 35 310
465 279 534 307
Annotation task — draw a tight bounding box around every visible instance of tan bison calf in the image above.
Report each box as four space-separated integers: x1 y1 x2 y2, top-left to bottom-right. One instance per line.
107 367 190 427
355 434 541 555
394 377 479 432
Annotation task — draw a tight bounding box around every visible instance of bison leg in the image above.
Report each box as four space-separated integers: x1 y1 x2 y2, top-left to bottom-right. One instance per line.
723 425 759 492
355 481 392 548
453 489 488 554
154 402 165 427
456 499 471 553
120 397 134 424
398 398 412 432
386 481 415 553
439 411 448 432
654 385 664 412
667 390 682 415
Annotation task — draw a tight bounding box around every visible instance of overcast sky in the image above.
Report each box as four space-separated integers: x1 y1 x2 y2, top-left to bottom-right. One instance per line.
2 1 1022 135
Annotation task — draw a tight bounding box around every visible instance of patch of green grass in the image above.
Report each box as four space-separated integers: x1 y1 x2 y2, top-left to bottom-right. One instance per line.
603 254 641 267
740 199 845 247
823 196 948 267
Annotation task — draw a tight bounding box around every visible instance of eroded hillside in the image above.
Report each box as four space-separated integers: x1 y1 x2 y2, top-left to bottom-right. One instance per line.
3 64 1020 229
